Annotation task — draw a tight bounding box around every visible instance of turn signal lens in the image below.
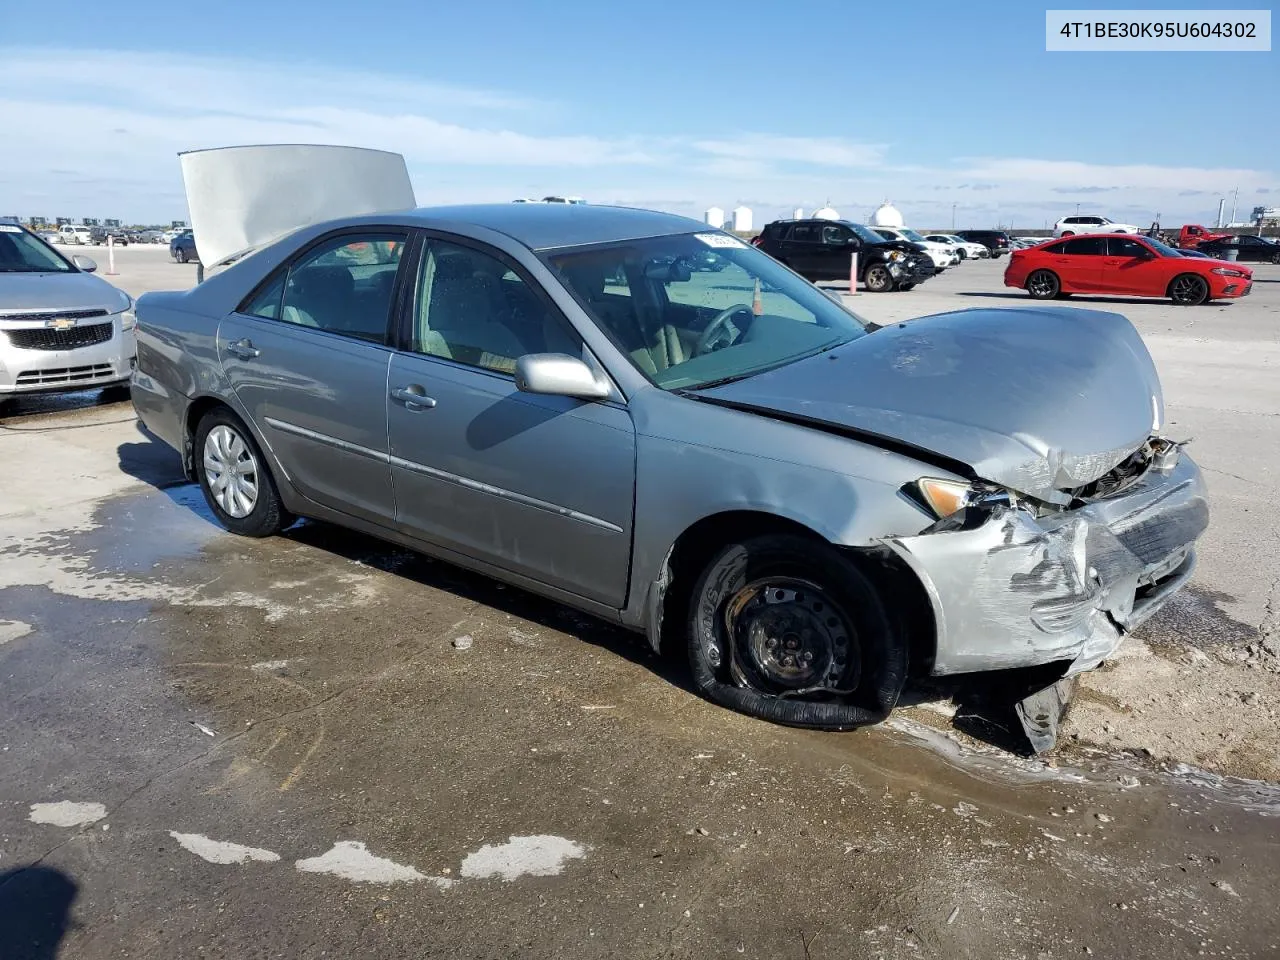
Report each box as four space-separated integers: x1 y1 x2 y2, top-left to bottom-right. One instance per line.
916 478 974 518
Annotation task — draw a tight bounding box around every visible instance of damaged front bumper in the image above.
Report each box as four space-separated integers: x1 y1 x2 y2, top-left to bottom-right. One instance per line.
886 451 1209 678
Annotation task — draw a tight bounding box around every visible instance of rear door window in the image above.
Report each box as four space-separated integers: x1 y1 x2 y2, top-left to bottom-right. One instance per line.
1107 237 1148 258
1061 237 1106 256
790 224 819 243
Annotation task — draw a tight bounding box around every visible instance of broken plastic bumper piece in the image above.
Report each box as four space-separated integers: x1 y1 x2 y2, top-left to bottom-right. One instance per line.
887 451 1208 678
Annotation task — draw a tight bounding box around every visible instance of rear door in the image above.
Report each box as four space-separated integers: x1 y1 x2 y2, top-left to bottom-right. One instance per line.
1055 236 1107 291
1098 236 1164 295
385 234 636 607
784 223 825 276
217 230 410 524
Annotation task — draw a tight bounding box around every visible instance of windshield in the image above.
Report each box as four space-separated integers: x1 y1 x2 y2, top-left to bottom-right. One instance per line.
847 222 886 244
899 228 928 243
1144 236 1184 257
0 225 74 273
548 233 870 391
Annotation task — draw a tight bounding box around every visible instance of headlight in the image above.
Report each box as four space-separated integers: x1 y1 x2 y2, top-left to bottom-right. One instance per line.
915 478 975 518
1210 267 1247 277
119 296 137 331
886 250 903 261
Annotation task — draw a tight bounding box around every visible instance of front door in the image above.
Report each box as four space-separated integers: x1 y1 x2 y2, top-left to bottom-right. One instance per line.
1097 235 1163 296
386 235 636 607
217 231 410 524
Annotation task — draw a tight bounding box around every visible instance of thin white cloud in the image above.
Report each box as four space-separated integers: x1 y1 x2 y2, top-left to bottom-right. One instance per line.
0 46 1272 227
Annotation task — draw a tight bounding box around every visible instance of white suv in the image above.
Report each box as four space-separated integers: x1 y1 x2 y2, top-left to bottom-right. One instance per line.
873 227 959 270
56 225 94 245
1053 215 1141 237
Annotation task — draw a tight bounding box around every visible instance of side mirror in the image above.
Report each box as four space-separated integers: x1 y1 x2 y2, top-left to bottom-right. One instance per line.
72 255 98 272
515 353 611 401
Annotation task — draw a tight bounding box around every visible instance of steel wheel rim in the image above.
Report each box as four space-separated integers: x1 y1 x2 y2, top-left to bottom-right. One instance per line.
203 425 259 518
722 577 860 694
866 266 888 289
1172 275 1204 303
1028 272 1056 297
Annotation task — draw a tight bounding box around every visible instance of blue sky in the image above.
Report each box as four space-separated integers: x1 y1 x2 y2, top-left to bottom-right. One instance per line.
2 0 1275 227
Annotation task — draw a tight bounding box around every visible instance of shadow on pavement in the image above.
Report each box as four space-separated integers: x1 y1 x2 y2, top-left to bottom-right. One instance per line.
0 865 79 960
117 421 186 488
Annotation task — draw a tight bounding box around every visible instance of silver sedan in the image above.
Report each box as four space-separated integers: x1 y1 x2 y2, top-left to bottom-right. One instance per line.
131 204 1208 740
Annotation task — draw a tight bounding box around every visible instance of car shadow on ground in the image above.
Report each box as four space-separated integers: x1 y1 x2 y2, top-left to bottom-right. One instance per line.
0 388 133 423
0 865 79 960
955 291 1244 307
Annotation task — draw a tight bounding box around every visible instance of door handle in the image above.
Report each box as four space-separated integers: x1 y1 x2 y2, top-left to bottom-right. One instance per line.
225 338 260 360
391 385 436 411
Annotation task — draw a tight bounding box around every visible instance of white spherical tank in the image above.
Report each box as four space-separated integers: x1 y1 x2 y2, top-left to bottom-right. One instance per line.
704 206 725 229
870 202 904 228
792 206 805 220
811 206 840 221
732 205 753 232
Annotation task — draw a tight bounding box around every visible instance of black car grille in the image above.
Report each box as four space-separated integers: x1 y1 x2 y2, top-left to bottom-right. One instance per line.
5 321 114 351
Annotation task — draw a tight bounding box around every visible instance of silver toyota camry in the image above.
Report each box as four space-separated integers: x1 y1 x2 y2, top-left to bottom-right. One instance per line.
131 202 1208 741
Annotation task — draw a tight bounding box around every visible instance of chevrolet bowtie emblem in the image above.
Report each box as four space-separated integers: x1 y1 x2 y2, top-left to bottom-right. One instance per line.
46 317 77 330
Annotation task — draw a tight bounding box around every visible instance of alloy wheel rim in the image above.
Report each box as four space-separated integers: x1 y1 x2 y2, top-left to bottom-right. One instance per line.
1172 276 1203 303
203 425 259 518
1029 272 1055 296
723 577 859 693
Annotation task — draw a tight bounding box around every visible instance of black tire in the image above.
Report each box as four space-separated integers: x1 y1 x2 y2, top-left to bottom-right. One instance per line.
193 407 292 537
175 247 187 263
956 249 967 260
863 264 894 293
1060 230 1075 237
99 383 132 403
1271 252 1280 265
686 534 907 730
1169 273 1209 306
1026 269 1060 299
898 283 916 291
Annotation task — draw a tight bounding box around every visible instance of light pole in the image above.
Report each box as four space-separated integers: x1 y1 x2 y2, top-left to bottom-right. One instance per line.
1075 202 1081 215
951 202 956 231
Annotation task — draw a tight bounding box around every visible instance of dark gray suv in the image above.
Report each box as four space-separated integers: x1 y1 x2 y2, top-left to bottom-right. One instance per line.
754 219 935 292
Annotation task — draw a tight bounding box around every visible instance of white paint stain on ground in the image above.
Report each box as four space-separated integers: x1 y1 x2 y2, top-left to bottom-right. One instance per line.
251 660 292 672
0 620 33 645
459 835 588 881
295 841 451 887
28 801 108 827
169 832 281 865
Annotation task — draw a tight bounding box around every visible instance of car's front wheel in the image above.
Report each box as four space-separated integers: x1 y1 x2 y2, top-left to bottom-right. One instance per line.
955 248 967 260
686 534 907 729
1026 269 1060 299
1169 273 1209 306
863 264 894 292
194 408 292 537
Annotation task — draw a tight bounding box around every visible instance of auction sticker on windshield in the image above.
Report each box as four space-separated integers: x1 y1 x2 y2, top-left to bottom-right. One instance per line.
0 225 22 233
695 233 747 248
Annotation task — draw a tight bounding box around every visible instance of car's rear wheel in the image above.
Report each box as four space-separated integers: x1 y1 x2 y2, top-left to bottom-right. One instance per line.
1060 230 1075 237
1169 273 1209 306
194 408 292 537
898 283 916 291
175 247 187 263
1026 269 1060 299
863 264 894 292
686 534 907 730
1271 251 1280 265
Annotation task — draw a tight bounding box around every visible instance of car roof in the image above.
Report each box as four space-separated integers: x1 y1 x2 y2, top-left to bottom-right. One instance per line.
404 203 709 251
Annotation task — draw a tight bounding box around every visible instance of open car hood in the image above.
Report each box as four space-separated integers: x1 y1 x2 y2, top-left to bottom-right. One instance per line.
178 144 417 267
699 307 1164 503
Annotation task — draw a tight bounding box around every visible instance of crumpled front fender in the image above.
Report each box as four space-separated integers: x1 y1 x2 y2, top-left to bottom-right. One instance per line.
885 452 1208 676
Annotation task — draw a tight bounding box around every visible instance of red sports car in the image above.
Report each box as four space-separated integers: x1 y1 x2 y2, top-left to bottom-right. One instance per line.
1003 233 1252 306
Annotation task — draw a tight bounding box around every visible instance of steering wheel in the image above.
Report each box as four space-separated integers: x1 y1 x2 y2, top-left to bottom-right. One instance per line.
696 304 752 355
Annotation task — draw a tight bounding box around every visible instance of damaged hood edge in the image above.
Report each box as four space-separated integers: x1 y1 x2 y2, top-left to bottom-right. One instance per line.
698 307 1164 503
